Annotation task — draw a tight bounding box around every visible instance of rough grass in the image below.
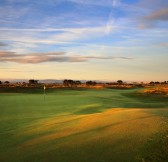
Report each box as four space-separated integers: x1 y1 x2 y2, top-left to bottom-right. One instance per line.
0 88 168 162
143 85 168 95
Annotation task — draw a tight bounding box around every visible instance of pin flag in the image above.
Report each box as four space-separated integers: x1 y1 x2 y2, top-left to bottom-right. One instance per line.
44 85 46 101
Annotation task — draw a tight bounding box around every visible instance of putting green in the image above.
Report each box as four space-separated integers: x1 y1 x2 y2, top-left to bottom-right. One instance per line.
0 88 168 162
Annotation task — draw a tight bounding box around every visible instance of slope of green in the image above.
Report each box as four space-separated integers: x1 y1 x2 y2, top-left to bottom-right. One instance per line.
0 88 168 162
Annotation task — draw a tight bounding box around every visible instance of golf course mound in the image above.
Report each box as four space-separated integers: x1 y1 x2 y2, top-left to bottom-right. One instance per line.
0 88 168 162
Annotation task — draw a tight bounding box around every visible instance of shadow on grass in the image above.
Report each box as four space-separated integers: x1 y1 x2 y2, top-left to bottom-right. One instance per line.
0 87 44 94
74 91 168 115
74 106 102 114
0 87 96 94
123 91 168 103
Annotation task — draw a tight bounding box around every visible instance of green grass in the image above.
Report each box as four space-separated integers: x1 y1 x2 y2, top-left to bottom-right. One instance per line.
138 119 168 162
0 88 168 162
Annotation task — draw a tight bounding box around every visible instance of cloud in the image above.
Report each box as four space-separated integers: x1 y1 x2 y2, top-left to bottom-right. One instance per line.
0 26 111 34
0 42 7 47
144 8 168 21
138 0 168 10
0 51 19 57
0 50 132 64
0 6 29 20
159 42 168 47
0 26 114 43
112 0 120 7
85 56 132 60
4 70 34 73
65 0 113 7
7 0 115 8
139 8 168 29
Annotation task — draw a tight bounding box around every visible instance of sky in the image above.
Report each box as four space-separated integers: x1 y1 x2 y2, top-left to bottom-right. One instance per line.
0 0 168 82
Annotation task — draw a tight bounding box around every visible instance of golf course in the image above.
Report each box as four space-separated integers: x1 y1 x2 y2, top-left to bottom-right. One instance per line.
0 87 168 162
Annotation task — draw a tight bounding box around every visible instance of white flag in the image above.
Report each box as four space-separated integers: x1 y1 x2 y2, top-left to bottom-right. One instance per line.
44 85 46 90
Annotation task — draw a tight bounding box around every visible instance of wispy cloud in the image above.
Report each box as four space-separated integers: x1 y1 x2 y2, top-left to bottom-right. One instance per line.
138 0 168 29
0 6 29 20
0 66 35 73
0 51 17 57
144 8 168 21
112 0 120 7
0 42 7 46
105 0 120 34
0 26 113 33
11 0 114 8
4 70 35 73
138 0 168 10
0 50 132 64
0 26 117 53
159 42 168 47
65 0 113 7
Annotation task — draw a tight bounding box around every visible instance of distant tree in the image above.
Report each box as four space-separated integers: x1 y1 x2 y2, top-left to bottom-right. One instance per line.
86 81 90 86
63 79 68 87
86 81 97 86
0 81 2 84
63 79 75 87
69 80 75 87
4 81 9 84
117 80 123 84
29 79 38 84
155 81 160 84
75 80 81 87
150 81 154 84
92 81 97 86
163 81 168 84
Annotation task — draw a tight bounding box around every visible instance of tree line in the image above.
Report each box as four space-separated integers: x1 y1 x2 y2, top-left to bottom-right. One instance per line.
1 79 168 87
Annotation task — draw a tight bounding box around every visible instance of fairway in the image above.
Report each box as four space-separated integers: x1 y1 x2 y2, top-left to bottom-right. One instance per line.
0 88 168 162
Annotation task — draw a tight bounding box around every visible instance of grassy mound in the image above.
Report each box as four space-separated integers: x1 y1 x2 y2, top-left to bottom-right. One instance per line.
0 88 168 162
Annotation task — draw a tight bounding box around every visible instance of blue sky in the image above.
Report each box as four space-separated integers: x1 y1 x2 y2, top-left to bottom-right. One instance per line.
0 0 168 81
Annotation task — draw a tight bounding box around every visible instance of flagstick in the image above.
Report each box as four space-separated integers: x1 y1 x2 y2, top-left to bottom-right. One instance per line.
44 85 46 101
44 89 45 101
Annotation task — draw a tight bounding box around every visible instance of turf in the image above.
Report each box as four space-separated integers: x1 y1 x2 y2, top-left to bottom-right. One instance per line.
0 88 168 162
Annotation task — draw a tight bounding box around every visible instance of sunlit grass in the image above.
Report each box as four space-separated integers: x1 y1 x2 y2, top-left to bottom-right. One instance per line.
0 88 168 162
19 108 161 147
